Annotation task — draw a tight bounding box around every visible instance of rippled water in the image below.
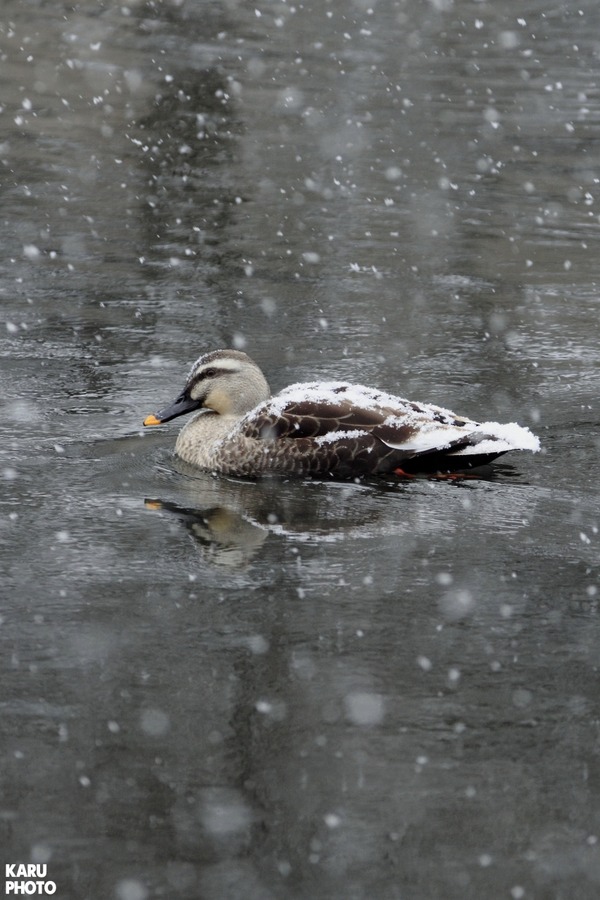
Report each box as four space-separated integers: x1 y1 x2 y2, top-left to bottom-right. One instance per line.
2 2 600 898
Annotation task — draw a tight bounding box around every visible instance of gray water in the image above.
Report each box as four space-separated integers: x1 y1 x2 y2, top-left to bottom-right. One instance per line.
2 1 600 898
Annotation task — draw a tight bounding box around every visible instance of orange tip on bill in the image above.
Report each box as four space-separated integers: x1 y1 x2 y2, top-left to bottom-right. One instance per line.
143 414 162 426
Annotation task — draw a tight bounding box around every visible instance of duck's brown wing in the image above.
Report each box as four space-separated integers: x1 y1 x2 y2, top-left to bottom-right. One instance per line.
233 384 481 476
241 383 473 445
239 395 411 444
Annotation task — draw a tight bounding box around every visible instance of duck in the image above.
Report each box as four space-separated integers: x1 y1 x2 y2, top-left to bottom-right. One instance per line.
143 349 540 479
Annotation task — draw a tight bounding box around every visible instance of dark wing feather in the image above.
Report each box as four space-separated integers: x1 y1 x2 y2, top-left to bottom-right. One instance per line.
240 396 420 446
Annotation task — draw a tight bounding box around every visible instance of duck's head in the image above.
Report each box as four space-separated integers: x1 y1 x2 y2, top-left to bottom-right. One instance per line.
143 349 271 427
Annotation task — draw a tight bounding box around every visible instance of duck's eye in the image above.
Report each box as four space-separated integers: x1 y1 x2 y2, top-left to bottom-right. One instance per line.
204 367 217 379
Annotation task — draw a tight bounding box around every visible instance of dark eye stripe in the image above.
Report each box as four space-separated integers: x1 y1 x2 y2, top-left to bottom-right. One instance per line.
190 366 233 388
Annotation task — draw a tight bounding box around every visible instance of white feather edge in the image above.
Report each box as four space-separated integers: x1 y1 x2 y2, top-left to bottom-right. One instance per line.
380 421 540 454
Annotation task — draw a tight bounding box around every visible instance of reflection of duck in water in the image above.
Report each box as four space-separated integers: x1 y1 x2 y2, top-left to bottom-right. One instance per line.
144 349 540 479
145 499 269 568
144 477 387 566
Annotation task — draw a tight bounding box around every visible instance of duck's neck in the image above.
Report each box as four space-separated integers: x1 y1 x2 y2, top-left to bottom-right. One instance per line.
174 410 240 467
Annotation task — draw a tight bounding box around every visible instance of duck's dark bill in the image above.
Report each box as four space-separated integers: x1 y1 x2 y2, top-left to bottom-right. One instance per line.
143 394 201 426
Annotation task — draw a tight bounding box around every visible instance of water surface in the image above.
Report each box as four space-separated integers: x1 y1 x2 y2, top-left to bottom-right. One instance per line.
2 2 600 898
